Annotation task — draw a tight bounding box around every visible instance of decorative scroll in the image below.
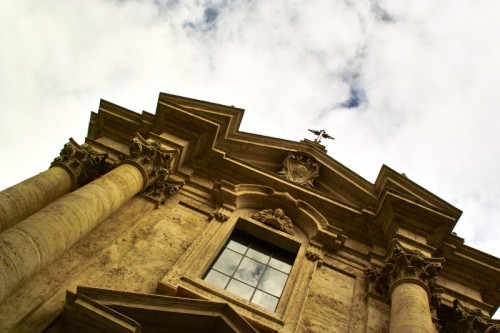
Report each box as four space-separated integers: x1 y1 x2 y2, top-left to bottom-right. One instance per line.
278 152 320 187
51 138 108 188
441 300 500 333
365 244 443 307
119 134 180 205
251 208 294 235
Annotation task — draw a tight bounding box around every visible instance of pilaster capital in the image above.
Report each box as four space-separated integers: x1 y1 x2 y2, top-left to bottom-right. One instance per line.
119 134 181 205
51 138 108 189
441 299 500 333
365 242 444 306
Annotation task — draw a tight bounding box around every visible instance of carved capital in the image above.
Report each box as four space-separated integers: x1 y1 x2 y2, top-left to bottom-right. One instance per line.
51 138 108 188
278 152 320 187
441 299 500 333
251 208 294 235
119 134 180 204
365 244 444 305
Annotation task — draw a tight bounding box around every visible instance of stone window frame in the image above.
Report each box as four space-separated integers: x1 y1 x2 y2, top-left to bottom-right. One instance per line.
157 183 346 332
203 227 297 312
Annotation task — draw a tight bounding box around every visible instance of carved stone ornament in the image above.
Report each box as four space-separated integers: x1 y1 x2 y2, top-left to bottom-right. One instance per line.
441 299 500 333
210 211 229 222
251 208 294 235
119 134 180 204
51 138 108 188
365 244 444 307
278 152 320 187
306 245 323 266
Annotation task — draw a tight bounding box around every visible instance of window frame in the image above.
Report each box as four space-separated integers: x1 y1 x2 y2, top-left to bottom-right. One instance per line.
157 208 325 331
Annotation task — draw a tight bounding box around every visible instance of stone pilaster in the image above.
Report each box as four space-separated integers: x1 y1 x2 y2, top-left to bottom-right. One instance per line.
366 243 444 333
0 138 107 233
0 135 178 303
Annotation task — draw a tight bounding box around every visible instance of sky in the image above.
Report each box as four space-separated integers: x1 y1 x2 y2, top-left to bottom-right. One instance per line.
1 0 499 274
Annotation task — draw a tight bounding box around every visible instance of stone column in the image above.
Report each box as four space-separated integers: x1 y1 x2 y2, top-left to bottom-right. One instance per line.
366 244 443 333
0 138 107 232
0 134 178 303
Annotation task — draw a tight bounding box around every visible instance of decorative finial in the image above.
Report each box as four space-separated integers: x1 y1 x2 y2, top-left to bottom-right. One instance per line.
308 129 334 143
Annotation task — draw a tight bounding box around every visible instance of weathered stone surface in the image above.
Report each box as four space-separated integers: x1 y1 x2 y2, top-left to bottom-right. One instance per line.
0 167 72 232
298 266 355 333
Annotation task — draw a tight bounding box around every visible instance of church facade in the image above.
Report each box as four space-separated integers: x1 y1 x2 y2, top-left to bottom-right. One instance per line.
0 93 499 332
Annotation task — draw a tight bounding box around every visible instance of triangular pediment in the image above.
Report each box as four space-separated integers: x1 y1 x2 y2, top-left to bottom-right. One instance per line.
64 287 259 333
86 93 463 245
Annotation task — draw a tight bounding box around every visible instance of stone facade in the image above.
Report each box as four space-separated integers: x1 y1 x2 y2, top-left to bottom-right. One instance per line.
0 93 499 332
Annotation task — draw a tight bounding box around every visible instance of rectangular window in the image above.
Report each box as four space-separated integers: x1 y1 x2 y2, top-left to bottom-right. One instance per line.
203 229 295 311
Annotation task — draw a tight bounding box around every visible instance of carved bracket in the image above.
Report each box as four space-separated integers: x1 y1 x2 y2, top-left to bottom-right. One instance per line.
251 208 294 235
278 152 320 187
306 244 323 266
210 211 230 222
51 138 108 189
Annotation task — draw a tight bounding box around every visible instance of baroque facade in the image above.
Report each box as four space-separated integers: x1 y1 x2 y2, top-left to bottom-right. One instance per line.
0 93 499 333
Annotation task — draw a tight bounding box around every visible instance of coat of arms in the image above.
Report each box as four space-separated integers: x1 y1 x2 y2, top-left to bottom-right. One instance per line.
278 152 320 187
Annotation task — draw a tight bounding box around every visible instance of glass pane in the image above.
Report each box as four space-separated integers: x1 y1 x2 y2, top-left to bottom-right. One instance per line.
234 257 265 287
227 240 248 254
268 257 292 274
258 267 288 297
213 249 242 276
252 290 279 311
204 270 230 289
226 279 255 300
247 248 270 265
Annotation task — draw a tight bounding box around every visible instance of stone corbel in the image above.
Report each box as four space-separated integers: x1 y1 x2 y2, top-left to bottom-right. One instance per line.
51 138 108 189
305 243 324 267
210 208 230 222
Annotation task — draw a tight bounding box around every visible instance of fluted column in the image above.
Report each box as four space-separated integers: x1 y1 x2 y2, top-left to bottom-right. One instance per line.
0 134 178 303
366 244 443 333
0 138 107 232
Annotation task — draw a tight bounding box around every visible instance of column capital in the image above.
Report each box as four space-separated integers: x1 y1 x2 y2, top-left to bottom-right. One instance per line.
119 134 181 205
51 138 108 189
441 299 500 333
366 242 444 307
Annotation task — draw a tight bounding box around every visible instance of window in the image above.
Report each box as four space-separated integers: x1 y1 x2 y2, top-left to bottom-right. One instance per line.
203 229 295 311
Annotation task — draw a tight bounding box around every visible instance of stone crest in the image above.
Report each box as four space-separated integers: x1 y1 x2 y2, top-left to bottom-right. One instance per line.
251 208 294 235
51 138 108 188
278 152 320 187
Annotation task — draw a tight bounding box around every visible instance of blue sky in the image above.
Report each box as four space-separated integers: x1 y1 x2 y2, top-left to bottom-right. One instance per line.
1 0 499 273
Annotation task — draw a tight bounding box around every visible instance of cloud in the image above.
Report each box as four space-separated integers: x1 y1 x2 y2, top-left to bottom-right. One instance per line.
1 1 500 302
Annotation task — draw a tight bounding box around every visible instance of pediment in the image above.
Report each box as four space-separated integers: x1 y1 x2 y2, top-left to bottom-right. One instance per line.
64 287 259 333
